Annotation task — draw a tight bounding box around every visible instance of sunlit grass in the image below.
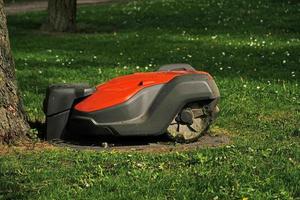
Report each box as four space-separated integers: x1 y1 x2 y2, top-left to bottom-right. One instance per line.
1 0 300 199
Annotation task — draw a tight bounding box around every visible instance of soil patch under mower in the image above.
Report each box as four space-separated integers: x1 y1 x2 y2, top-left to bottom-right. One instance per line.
50 132 230 152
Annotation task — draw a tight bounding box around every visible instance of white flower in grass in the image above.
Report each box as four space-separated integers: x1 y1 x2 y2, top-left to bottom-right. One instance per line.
187 54 192 58
38 70 43 74
256 86 260 89
243 84 247 88
219 67 223 70
47 49 52 53
145 66 149 70
136 163 143 168
55 55 59 58
136 66 140 70
285 51 290 56
93 56 97 59
282 60 286 64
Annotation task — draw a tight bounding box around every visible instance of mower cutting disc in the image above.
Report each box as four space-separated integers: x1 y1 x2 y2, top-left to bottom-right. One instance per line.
166 103 217 143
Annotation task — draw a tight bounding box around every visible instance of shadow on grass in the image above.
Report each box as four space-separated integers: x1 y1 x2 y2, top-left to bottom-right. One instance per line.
28 120 173 148
28 120 46 139
7 0 300 86
76 0 300 35
8 0 300 36
60 134 172 148
28 120 231 150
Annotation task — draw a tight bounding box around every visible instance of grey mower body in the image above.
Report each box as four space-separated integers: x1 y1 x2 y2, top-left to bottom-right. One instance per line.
43 64 220 142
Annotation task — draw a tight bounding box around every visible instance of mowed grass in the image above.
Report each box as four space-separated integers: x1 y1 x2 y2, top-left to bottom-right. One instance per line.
1 0 300 199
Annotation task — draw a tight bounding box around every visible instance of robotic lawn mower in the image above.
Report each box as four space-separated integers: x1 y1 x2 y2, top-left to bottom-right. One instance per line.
43 64 220 143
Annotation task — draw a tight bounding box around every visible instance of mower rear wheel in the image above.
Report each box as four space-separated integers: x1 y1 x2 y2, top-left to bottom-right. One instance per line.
166 103 216 143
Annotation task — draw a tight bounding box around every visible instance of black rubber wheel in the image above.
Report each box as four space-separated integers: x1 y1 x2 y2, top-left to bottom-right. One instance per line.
166 103 218 143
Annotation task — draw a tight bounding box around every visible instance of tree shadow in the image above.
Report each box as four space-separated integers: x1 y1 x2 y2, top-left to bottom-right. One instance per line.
28 119 172 147
75 0 300 35
7 0 300 84
28 120 46 139
61 134 172 148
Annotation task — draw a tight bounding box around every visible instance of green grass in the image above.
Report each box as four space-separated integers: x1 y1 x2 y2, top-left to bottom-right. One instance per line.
1 0 300 199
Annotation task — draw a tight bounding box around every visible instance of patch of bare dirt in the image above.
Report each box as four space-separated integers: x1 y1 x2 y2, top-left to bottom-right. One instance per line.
53 133 231 153
0 129 231 155
0 141 55 155
111 134 230 153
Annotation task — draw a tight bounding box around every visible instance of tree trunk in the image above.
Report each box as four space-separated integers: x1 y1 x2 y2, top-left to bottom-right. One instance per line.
0 0 29 144
43 0 77 32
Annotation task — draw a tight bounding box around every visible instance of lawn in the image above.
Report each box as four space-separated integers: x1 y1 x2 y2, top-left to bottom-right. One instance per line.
1 0 300 199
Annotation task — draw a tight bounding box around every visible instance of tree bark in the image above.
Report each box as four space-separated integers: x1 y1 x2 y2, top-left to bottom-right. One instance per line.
43 0 77 32
0 0 29 144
